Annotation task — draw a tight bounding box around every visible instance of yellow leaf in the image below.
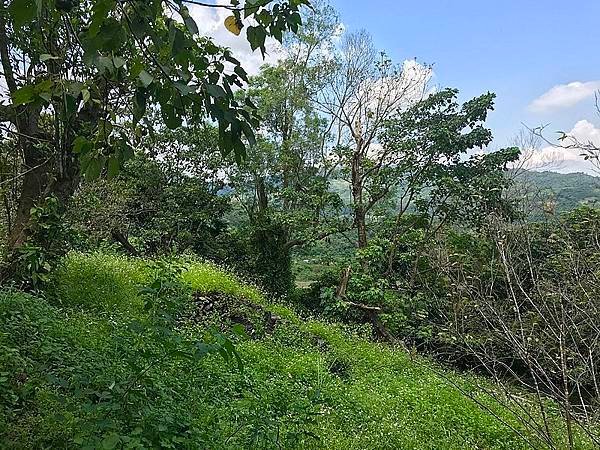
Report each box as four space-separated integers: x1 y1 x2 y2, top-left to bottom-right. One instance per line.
224 15 242 36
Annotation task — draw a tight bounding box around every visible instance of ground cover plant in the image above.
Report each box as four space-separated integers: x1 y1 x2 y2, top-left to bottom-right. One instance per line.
1 252 594 449
2 0 600 448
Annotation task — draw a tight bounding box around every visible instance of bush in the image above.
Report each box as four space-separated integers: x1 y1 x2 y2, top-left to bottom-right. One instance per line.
216 218 294 298
2 252 580 449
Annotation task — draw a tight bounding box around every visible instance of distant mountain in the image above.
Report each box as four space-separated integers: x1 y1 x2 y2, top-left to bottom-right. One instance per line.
518 170 600 212
329 170 600 214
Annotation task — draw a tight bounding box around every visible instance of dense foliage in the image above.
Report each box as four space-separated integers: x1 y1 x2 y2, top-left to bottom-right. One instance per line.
2 253 593 449
2 0 600 448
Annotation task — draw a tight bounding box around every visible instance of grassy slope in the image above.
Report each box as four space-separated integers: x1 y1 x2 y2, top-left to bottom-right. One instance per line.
0 253 586 449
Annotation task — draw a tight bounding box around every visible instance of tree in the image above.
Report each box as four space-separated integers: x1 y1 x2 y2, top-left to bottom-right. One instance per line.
215 1 347 294
69 124 229 257
0 0 309 277
316 89 520 343
315 30 431 248
379 88 520 233
230 0 346 249
335 88 520 285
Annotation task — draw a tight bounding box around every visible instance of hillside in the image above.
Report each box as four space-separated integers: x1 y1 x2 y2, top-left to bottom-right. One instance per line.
0 253 587 449
518 170 600 211
329 171 600 213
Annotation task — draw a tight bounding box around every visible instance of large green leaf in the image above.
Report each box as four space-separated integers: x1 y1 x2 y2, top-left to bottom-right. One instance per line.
161 104 182 130
247 25 267 53
72 136 92 154
106 156 120 179
11 85 36 105
85 157 104 180
205 84 226 99
132 88 147 124
8 0 36 29
138 70 154 88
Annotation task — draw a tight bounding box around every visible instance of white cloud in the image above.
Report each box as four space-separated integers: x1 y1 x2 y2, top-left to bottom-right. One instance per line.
528 81 600 113
347 59 433 119
188 5 285 76
525 120 600 175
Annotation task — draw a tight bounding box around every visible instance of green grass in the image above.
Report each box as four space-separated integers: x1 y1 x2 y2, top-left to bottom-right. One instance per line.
0 253 592 448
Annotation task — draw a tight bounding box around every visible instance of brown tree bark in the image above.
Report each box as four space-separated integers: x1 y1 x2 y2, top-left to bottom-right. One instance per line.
0 4 82 276
351 146 368 249
111 229 140 256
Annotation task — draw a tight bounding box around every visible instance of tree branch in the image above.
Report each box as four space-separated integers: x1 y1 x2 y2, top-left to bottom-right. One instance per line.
0 1 18 94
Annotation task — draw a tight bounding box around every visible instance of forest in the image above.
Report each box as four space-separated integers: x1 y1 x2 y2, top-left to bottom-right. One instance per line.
1 0 600 448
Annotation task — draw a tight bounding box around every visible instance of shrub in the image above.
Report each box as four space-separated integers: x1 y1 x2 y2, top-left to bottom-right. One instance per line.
4 252 584 448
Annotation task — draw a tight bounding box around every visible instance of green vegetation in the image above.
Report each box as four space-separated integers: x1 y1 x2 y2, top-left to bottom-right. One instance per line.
2 0 600 448
0 253 589 449
520 170 600 212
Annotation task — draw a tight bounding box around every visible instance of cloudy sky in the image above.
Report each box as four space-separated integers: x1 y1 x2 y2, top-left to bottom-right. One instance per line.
330 0 600 175
194 0 600 174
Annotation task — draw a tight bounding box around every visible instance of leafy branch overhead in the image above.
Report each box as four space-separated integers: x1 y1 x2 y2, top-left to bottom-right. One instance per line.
5 0 310 175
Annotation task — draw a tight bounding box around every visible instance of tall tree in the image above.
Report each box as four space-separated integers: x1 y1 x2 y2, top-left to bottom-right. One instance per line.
380 88 521 231
0 0 308 275
228 0 347 251
315 30 431 248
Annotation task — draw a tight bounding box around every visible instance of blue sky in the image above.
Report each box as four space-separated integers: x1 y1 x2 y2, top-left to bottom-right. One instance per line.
193 1 600 173
330 0 600 171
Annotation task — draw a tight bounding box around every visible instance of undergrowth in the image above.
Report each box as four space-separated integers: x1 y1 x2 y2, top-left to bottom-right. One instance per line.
0 252 593 449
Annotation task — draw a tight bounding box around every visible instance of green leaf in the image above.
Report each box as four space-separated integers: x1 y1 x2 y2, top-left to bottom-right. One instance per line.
81 88 91 104
64 94 78 119
101 433 120 450
271 25 282 43
138 70 154 88
174 82 193 96
233 65 248 81
8 0 36 29
85 157 104 180
89 0 115 37
169 27 187 57
161 105 182 130
289 12 302 26
195 342 212 357
112 56 126 69
241 121 256 148
120 141 134 161
205 84 226 99
247 25 267 53
133 88 147 124
11 85 36 105
66 81 83 97
72 136 91 154
183 15 199 35
106 156 120 179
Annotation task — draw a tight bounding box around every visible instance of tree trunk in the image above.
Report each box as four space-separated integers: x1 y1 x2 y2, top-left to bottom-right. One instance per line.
111 229 140 256
335 266 352 298
351 147 367 249
7 146 49 250
255 176 268 214
7 138 80 254
355 208 368 249
0 4 91 280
